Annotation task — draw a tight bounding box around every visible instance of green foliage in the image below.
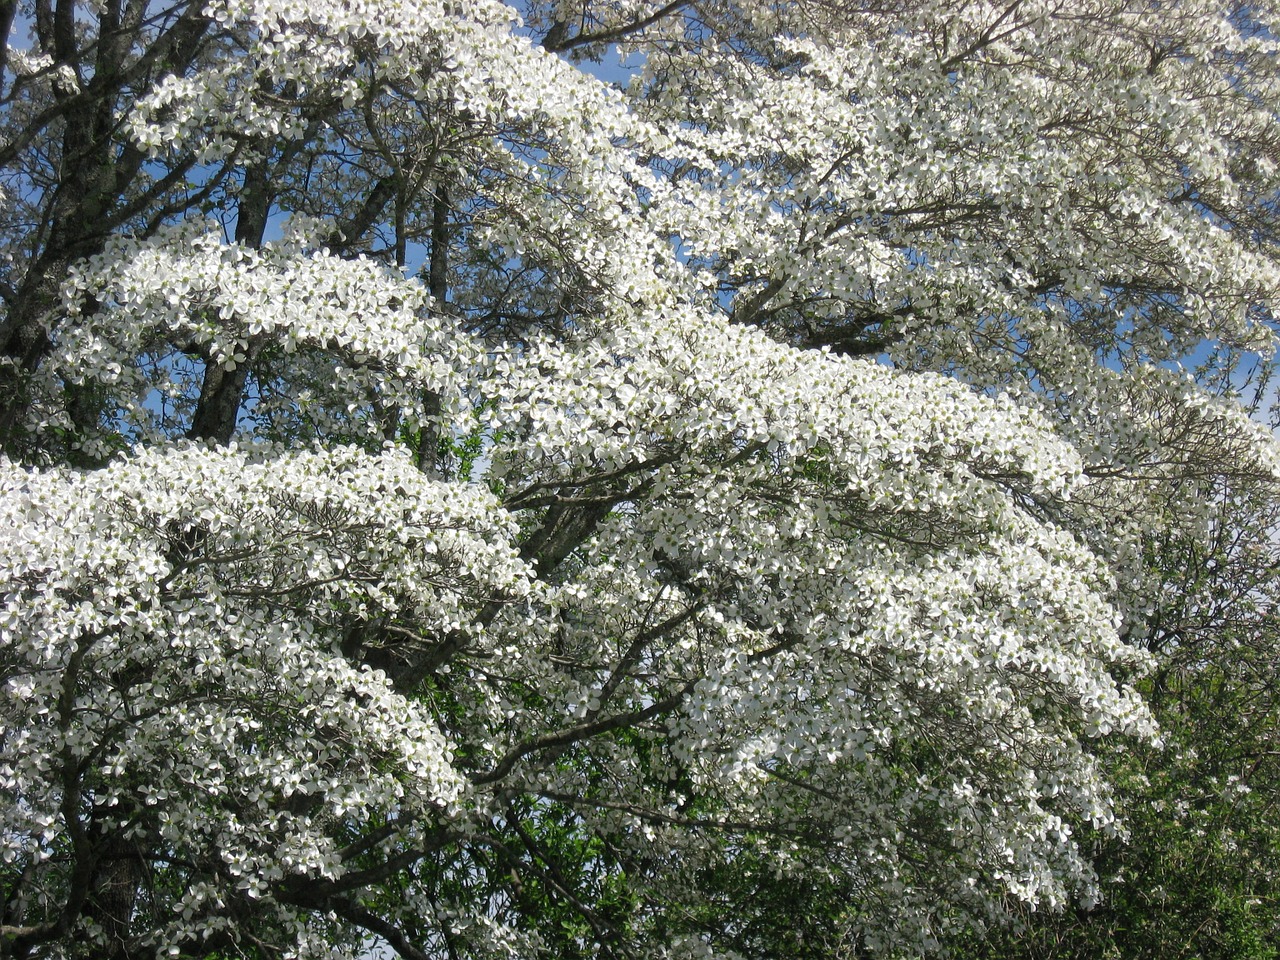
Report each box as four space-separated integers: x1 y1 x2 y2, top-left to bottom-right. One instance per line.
958 486 1280 960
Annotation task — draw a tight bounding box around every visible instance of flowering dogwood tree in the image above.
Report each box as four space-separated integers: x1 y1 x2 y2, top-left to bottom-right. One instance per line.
1 0 1278 957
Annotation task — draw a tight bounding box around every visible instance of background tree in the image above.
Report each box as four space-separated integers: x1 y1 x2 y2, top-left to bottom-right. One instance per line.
1 0 1278 958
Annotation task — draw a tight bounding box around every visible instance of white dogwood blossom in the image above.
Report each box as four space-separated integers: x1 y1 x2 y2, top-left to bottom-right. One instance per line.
0 442 532 954
0 0 1277 957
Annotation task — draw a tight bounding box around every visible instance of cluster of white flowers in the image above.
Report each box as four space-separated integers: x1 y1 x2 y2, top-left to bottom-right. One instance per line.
0 442 530 954
444 301 1164 937
4 0 1280 954
36 224 473 447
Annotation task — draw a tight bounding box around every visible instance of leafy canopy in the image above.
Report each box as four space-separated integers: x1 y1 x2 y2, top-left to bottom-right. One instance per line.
1 0 1279 957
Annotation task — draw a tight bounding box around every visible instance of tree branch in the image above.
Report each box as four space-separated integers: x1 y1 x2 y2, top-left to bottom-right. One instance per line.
471 682 696 786
541 0 692 53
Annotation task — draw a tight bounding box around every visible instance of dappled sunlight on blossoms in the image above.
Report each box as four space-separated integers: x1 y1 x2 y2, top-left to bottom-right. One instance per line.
1 0 1279 956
